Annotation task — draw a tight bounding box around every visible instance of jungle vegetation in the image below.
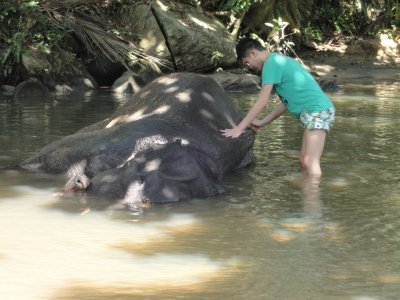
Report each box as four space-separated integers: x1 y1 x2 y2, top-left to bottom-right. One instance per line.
1 0 399 84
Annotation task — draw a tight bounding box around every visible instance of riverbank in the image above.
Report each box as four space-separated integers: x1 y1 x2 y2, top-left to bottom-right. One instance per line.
299 36 400 83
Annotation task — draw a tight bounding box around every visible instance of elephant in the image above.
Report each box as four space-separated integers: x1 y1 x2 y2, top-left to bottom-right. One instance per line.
19 72 255 207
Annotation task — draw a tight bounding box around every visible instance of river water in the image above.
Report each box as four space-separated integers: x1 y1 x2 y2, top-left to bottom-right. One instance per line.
0 80 400 300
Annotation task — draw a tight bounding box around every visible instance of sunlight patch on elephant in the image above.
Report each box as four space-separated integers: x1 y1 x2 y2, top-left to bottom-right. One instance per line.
100 174 119 183
200 109 215 120
176 91 192 103
139 90 151 98
106 108 146 128
223 112 237 127
158 76 179 85
153 104 171 115
164 86 179 93
162 186 176 200
201 91 215 102
106 105 171 128
144 158 162 172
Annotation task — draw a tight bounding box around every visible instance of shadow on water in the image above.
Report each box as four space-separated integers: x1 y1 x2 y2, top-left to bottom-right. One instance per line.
0 90 124 168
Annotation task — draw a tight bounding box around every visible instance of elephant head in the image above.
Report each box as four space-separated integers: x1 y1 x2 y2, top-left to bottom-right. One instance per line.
86 143 224 208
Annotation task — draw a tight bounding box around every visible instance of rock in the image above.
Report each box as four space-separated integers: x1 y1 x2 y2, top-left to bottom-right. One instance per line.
127 1 236 71
21 46 97 93
22 48 52 76
13 79 50 99
208 71 260 92
302 40 319 50
87 56 126 87
111 71 146 94
52 84 73 94
316 78 340 93
1 85 15 96
51 76 98 94
69 76 98 90
208 69 339 93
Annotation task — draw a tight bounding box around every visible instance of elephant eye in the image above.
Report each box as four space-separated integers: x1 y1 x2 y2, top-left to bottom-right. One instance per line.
138 176 145 184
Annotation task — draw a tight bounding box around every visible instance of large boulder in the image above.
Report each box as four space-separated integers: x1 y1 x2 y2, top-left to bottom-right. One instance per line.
22 46 97 93
208 70 261 92
127 1 236 71
111 71 152 94
13 79 50 99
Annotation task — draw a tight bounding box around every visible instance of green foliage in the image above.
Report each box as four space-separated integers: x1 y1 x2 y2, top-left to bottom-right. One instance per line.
302 1 365 38
221 0 262 13
265 17 289 40
264 17 296 56
302 0 400 40
0 0 64 80
302 24 324 42
240 18 299 59
333 10 365 35
223 0 251 12
396 2 400 22
211 50 224 65
378 24 400 39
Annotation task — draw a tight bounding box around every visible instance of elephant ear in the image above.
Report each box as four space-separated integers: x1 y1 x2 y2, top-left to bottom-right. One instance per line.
159 152 200 182
158 145 220 182
158 147 224 197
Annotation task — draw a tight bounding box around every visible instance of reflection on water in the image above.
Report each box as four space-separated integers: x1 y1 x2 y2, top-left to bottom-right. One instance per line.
1 82 400 299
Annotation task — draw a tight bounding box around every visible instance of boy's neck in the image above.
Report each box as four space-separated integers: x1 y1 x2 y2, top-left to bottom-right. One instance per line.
261 50 271 63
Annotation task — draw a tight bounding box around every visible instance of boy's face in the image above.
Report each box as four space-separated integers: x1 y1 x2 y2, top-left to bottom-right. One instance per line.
241 50 262 72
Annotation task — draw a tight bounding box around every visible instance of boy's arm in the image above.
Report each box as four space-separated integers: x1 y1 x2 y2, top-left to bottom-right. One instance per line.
252 102 287 128
221 84 273 138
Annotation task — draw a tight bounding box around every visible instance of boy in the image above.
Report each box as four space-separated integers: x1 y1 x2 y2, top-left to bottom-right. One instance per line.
221 38 335 176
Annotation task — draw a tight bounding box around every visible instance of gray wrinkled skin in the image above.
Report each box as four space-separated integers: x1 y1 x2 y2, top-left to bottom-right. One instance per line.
19 73 255 206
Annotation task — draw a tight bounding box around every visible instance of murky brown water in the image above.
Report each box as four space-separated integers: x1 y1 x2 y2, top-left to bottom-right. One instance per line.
1 81 400 300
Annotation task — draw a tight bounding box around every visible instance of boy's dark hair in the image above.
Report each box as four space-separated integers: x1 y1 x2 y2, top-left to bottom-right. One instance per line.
236 38 265 61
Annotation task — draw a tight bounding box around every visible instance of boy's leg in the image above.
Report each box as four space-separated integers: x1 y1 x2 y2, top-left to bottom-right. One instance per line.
300 129 326 176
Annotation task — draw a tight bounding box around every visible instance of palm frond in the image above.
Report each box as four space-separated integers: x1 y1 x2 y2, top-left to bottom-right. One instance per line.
42 1 172 72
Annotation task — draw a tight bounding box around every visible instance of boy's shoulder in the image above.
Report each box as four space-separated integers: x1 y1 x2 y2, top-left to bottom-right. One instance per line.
264 53 292 69
265 52 291 63
266 53 303 69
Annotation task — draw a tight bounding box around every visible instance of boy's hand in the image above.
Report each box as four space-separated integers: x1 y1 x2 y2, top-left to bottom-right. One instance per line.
220 126 243 138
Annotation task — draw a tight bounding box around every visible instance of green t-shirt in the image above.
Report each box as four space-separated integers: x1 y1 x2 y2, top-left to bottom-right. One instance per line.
261 53 334 117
